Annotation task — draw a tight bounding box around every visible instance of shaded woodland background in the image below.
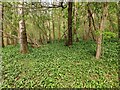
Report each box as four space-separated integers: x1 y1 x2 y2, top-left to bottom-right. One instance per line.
0 1 119 59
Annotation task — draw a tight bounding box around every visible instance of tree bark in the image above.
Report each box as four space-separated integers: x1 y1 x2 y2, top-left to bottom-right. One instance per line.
118 2 120 39
58 11 61 41
62 10 66 41
87 3 96 41
74 0 79 42
52 10 55 41
108 12 115 32
13 38 17 46
47 20 51 43
118 1 120 86
67 1 73 46
0 2 4 47
83 21 88 41
96 3 108 59
42 20 49 43
18 0 28 53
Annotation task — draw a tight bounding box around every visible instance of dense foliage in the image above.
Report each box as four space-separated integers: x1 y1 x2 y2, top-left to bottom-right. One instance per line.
2 39 119 88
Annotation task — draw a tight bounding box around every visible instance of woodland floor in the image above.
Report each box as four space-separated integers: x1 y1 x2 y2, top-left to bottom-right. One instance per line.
1 39 119 88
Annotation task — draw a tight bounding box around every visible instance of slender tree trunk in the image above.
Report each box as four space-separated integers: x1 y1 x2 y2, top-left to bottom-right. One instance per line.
108 12 115 32
118 2 120 39
13 38 17 46
96 3 108 59
58 11 61 41
83 21 88 41
0 2 4 47
87 3 96 41
39 32 43 45
67 2 73 46
52 11 55 41
9 38 14 45
74 0 79 42
4 33 9 46
118 1 120 85
48 20 51 43
62 10 66 40
74 1 77 36
18 0 28 53
42 35 45 44
89 8 97 42
42 20 48 43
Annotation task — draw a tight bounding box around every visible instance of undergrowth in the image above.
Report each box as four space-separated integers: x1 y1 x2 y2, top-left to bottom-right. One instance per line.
1 39 119 88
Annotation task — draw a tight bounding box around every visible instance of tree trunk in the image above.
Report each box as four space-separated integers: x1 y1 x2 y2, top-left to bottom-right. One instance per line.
13 38 17 46
18 0 28 53
74 0 79 42
96 3 108 59
87 3 96 41
62 10 66 41
52 10 55 41
47 20 51 43
108 12 115 32
9 38 14 45
67 2 73 46
118 1 120 85
39 32 43 45
42 35 45 44
42 20 48 43
0 2 4 47
118 2 120 39
83 21 88 41
58 11 61 41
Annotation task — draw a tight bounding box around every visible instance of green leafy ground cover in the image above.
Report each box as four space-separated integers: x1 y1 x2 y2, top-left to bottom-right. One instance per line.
2 39 119 88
